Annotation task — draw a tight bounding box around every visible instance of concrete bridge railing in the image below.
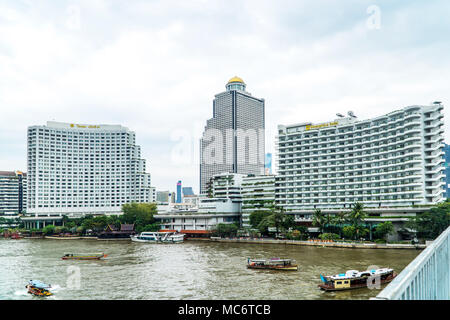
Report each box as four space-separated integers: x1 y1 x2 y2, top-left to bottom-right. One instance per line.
373 225 450 300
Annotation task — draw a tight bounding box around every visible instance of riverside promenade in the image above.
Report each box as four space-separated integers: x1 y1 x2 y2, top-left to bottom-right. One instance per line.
209 237 426 249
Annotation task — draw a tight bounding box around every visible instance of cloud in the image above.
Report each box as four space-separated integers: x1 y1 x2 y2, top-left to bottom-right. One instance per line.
0 0 449 194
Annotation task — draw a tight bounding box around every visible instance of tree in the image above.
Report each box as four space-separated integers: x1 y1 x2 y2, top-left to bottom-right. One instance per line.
213 223 239 237
348 202 367 239
333 211 347 237
406 201 450 240
42 225 55 235
312 209 326 233
374 221 395 241
343 225 356 239
249 211 272 230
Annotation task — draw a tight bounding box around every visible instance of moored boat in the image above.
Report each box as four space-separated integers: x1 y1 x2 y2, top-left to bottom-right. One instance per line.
26 280 52 297
318 268 397 291
247 258 298 271
61 253 107 260
130 231 185 243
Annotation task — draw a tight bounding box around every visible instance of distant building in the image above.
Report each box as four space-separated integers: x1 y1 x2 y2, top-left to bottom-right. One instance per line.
241 174 276 228
156 191 171 204
0 170 27 215
176 181 182 203
199 77 265 194
444 143 450 198
182 187 195 197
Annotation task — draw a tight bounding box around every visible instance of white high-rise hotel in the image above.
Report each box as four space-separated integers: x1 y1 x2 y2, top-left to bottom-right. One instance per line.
276 103 445 210
26 121 155 218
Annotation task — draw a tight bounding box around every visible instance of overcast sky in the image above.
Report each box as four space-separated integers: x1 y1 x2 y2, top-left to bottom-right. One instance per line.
1 0 449 194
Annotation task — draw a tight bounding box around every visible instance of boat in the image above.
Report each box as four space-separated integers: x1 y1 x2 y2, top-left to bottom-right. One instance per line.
130 231 185 243
247 258 298 271
61 253 108 260
318 268 397 291
26 280 52 297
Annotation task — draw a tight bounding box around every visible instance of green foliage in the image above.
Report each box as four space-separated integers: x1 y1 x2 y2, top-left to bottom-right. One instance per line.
374 221 395 240
318 233 340 241
249 210 272 230
213 223 239 237
121 203 157 227
76 226 85 234
312 209 326 232
136 223 160 234
375 239 387 244
342 225 356 239
42 225 55 235
348 202 367 239
406 201 450 240
54 226 63 234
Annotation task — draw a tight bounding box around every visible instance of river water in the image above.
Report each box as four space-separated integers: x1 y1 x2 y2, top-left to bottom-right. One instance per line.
0 239 420 300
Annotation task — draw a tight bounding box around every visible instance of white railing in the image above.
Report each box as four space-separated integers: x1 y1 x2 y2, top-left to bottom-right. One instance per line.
373 225 450 300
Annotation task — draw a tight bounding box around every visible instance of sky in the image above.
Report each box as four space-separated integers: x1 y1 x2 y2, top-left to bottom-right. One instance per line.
1 0 449 194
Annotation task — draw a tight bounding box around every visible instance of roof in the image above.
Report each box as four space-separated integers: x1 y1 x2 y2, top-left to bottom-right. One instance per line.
105 224 117 231
120 224 135 231
227 76 244 84
180 230 212 234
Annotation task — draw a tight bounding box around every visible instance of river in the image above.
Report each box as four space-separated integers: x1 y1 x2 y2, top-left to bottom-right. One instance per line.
0 238 420 300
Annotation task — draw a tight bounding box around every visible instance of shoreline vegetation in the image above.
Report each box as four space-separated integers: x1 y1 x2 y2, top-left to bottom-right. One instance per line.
1 201 449 249
1 234 426 249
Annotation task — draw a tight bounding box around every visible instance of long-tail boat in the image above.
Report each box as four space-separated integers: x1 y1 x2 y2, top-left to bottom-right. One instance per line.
61 253 108 260
247 258 298 271
318 268 397 291
26 280 52 297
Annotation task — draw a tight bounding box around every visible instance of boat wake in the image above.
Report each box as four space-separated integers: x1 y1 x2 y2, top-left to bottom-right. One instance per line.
14 289 28 296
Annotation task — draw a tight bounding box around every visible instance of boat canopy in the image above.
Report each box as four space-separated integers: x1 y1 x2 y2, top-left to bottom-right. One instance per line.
29 280 51 289
328 268 393 280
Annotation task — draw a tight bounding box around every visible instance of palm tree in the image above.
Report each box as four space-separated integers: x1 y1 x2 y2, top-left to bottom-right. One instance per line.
348 202 367 240
333 211 347 238
312 209 326 234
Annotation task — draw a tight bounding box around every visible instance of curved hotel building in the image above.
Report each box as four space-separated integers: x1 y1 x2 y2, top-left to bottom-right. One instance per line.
276 103 445 210
25 121 155 224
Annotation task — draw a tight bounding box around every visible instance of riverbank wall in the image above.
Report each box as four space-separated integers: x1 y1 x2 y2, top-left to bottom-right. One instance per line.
208 238 426 249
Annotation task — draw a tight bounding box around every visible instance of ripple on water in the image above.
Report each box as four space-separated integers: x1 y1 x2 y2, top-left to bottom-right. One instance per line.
0 239 420 300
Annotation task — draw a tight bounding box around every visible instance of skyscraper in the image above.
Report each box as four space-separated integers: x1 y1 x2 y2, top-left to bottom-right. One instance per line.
276 103 445 209
199 76 265 194
176 181 182 203
26 121 155 219
0 170 27 215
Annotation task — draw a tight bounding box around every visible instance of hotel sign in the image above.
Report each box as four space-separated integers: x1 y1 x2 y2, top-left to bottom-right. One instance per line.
305 121 338 131
70 124 100 129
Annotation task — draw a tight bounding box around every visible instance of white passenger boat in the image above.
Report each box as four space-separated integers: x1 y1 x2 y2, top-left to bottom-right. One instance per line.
130 231 185 243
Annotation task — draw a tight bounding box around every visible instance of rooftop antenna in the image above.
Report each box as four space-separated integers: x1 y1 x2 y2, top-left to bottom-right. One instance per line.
348 111 357 118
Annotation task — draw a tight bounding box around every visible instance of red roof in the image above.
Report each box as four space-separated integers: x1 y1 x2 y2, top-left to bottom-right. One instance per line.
180 230 211 234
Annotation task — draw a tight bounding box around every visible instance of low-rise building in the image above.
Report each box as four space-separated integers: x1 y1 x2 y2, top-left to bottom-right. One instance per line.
241 174 276 228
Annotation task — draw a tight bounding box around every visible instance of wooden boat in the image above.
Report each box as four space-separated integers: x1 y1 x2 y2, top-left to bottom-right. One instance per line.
318 268 397 291
247 258 298 271
61 253 108 260
26 280 52 297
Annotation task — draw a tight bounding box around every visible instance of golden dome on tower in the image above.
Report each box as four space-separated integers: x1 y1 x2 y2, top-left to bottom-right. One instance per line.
227 76 245 84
